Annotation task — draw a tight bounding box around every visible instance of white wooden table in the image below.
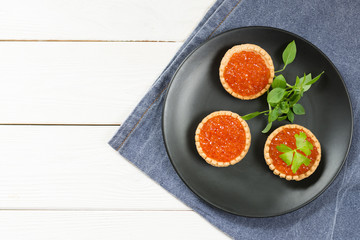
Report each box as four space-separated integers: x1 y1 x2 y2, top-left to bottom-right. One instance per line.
0 0 230 239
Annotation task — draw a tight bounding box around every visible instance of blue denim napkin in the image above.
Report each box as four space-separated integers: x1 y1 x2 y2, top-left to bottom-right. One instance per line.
109 0 360 239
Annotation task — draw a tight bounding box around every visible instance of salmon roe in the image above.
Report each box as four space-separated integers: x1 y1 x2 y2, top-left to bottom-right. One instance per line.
199 115 246 162
223 51 270 96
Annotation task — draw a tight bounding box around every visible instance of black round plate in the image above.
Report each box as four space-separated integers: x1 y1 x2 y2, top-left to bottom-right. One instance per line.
162 26 353 217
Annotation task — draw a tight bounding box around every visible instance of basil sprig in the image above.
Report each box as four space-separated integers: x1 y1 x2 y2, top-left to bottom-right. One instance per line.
241 41 324 133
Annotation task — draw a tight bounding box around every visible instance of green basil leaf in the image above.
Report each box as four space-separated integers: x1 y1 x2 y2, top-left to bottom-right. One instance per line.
294 76 300 89
277 144 293 153
277 115 288 121
262 122 272 133
300 88 304 97
291 152 311 173
282 40 297 66
293 103 305 115
277 106 283 115
241 111 262 120
302 85 311 92
304 73 312 84
272 75 287 89
279 151 294 166
280 101 289 113
287 109 294 123
289 92 301 106
270 102 277 108
303 73 312 92
299 74 306 87
267 88 286 104
306 71 324 85
268 107 279 122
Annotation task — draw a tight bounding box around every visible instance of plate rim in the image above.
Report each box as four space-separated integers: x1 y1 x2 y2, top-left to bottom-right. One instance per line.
162 26 354 217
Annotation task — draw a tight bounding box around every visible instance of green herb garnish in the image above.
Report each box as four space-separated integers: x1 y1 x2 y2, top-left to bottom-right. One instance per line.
276 40 296 73
276 132 313 173
241 41 324 133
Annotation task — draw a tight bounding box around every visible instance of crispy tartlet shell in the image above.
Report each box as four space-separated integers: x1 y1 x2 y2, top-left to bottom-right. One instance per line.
219 44 275 100
195 111 251 167
264 124 321 181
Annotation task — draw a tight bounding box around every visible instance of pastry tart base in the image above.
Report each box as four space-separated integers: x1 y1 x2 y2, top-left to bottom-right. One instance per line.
195 111 251 167
264 124 321 181
219 44 275 100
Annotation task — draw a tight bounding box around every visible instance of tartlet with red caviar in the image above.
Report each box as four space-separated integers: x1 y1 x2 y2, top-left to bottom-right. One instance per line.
264 124 321 181
195 111 251 167
219 44 275 100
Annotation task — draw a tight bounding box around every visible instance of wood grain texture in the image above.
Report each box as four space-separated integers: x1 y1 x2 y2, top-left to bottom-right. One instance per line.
0 126 189 210
0 0 214 41
0 42 181 124
0 0 228 238
0 211 228 240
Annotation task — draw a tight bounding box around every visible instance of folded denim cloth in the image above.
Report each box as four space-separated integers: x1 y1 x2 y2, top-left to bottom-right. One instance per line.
109 0 360 239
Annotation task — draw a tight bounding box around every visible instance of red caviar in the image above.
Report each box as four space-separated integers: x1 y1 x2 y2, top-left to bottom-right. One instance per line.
199 115 246 162
269 128 319 175
223 51 270 96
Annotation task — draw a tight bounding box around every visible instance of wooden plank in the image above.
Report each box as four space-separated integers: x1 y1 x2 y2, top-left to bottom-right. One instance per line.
0 126 190 210
0 42 181 124
0 0 214 41
0 211 227 240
